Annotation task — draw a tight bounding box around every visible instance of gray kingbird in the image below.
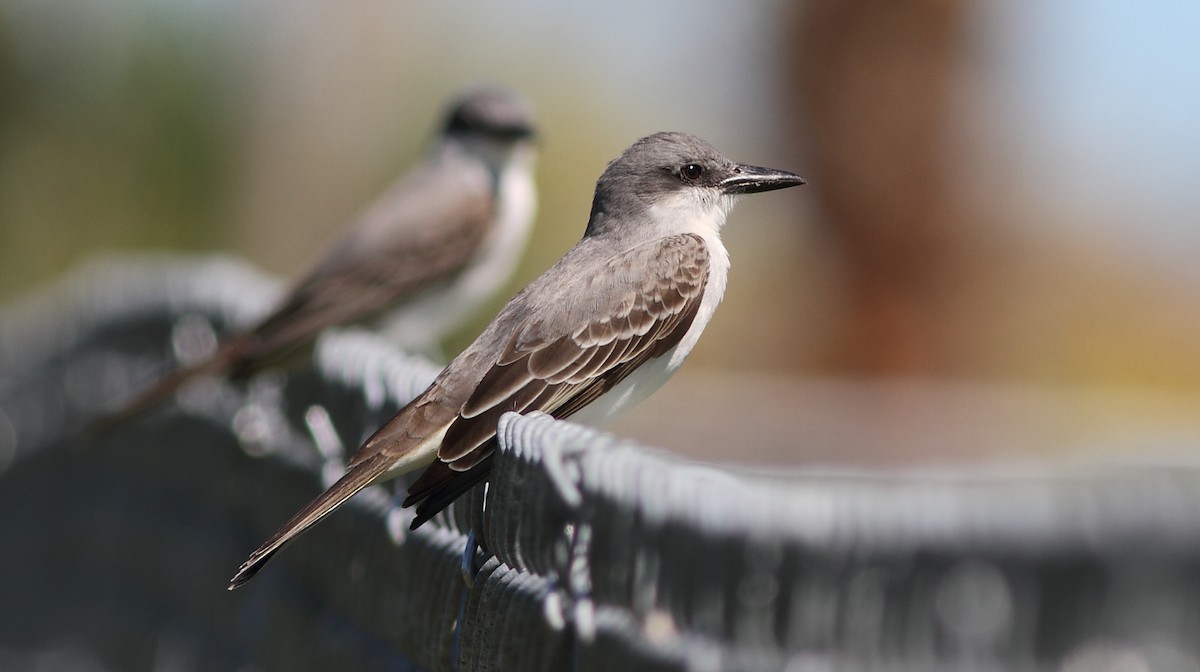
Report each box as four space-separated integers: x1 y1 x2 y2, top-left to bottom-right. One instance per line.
229 131 804 589
89 84 538 435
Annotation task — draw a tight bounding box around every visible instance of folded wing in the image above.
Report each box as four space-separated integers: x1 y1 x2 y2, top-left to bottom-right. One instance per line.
403 232 710 525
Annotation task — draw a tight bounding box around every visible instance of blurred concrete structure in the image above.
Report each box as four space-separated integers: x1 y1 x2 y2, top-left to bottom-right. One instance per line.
3 256 1200 671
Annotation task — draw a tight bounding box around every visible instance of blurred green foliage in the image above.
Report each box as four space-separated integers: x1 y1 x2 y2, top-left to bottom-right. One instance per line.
0 5 241 298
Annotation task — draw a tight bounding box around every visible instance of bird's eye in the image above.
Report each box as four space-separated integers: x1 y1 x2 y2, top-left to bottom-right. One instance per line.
680 163 704 181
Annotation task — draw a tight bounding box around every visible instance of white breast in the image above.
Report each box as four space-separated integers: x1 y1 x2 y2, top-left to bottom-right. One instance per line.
569 192 734 428
382 148 538 356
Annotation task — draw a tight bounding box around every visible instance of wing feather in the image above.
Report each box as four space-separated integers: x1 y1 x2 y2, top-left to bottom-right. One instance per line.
403 233 711 522
459 362 533 419
238 159 495 363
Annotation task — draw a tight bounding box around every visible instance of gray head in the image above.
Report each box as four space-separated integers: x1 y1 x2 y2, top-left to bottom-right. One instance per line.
441 84 537 141
587 131 805 236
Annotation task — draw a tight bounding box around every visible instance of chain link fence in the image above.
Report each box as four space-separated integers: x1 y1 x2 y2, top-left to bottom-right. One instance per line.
3 255 1200 671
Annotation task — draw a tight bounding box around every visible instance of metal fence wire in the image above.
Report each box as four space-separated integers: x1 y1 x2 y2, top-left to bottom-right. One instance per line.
3 255 1200 672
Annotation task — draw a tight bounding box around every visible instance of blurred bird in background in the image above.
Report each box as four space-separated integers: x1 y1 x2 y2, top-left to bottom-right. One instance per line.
86 84 539 436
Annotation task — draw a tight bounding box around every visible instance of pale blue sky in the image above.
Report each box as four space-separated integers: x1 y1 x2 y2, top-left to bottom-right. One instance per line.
975 0 1200 243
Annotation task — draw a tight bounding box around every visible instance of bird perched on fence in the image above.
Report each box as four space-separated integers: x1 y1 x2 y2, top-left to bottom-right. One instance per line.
87 84 539 436
229 131 805 589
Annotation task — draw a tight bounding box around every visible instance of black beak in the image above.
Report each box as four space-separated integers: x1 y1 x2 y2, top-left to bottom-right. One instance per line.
485 123 537 142
508 123 538 140
720 164 807 194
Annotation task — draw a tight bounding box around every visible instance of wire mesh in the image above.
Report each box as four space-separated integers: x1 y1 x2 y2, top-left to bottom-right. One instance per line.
3 255 1200 671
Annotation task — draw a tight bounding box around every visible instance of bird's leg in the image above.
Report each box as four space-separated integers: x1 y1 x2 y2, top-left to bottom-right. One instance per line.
460 483 492 588
460 531 482 588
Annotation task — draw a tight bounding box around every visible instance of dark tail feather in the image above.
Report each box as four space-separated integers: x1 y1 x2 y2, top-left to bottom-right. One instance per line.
405 454 494 530
80 344 241 442
228 454 389 590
